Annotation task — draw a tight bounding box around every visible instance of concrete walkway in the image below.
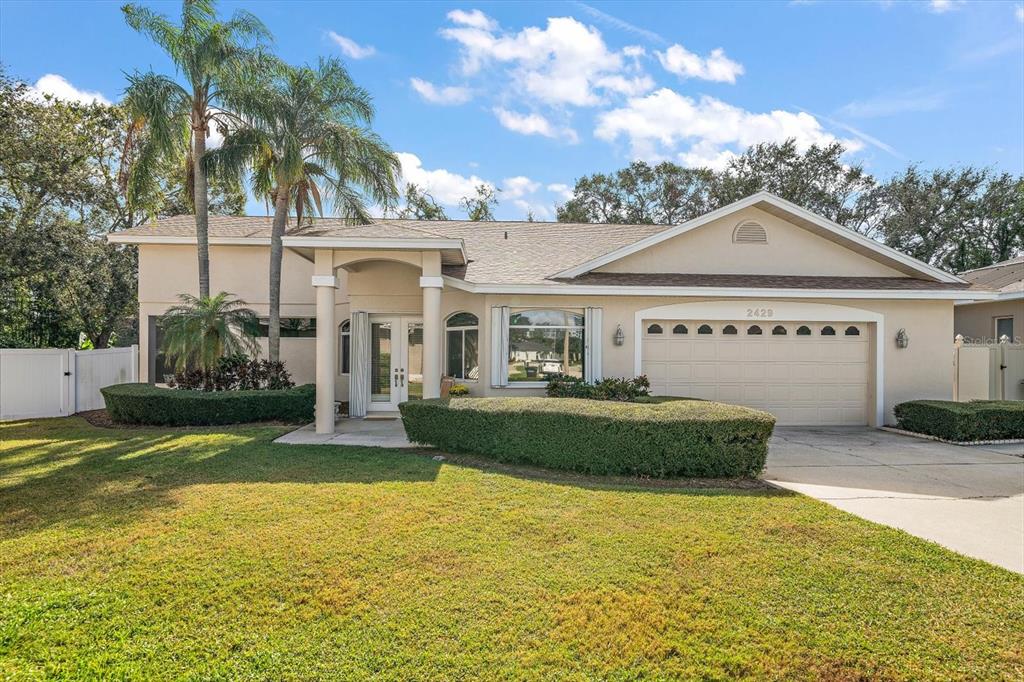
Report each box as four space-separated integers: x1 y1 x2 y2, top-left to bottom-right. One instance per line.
765 427 1024 574
275 417 413 448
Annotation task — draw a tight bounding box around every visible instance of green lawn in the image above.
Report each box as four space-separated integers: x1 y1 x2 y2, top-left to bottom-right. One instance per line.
1 419 1021 680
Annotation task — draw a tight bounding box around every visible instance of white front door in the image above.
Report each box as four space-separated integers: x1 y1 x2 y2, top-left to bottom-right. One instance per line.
368 316 423 411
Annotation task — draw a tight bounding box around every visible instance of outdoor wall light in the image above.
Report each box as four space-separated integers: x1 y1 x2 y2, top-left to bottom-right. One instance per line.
614 324 625 346
895 328 909 349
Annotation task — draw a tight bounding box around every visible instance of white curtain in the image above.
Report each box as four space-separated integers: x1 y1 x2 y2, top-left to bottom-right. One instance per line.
349 311 370 417
584 307 603 382
490 306 509 387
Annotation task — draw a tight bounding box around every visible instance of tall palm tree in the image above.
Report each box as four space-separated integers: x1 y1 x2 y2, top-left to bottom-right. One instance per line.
122 0 270 298
160 292 259 372
206 57 400 361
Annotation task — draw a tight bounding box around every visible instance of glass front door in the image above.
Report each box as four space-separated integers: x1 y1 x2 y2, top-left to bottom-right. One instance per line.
368 316 423 411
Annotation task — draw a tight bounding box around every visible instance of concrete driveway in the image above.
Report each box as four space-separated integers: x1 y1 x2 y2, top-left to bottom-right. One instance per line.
765 427 1024 574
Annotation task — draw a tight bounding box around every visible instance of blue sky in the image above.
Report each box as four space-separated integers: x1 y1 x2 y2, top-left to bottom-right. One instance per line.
2 0 1022 220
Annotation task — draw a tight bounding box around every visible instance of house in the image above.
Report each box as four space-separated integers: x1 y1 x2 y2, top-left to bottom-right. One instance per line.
954 257 1023 343
109 192 993 434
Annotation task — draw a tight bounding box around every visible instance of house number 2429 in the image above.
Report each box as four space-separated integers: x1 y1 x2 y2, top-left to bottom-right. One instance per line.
746 308 774 318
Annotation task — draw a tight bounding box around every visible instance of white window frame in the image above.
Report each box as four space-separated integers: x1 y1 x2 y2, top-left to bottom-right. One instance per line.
505 308 586 388
445 312 479 382
338 320 350 375
994 316 1014 341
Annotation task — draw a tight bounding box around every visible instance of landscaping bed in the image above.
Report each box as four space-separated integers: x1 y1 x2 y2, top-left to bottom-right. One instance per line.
400 396 775 478
894 400 1024 442
101 382 315 426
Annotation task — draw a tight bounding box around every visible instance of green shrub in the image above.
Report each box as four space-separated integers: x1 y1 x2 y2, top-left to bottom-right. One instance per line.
400 397 775 478
894 400 1024 442
546 374 650 401
102 383 315 426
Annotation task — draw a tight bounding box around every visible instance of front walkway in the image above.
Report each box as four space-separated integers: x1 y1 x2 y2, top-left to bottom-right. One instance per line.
276 417 412 448
765 427 1024 574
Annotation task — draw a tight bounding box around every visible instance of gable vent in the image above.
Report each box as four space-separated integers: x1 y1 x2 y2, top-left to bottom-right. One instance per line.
733 220 767 244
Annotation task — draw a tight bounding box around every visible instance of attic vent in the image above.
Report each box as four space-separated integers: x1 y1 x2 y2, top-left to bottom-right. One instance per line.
733 220 767 244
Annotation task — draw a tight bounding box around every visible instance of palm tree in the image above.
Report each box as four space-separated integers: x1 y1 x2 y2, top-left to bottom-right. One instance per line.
160 292 259 372
122 0 270 298
206 57 400 361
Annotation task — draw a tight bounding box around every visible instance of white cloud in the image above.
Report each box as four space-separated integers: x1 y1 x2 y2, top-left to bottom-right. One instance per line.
29 74 110 105
513 199 553 220
493 107 579 143
547 183 574 200
441 14 651 106
595 88 861 168
447 8 498 31
327 31 376 59
839 87 948 118
409 78 472 105
656 44 744 83
396 152 493 206
571 2 667 45
928 0 964 13
502 175 541 198
1016 4 1024 23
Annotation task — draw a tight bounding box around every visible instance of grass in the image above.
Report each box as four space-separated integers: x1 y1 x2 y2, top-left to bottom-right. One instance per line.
1 418 1021 680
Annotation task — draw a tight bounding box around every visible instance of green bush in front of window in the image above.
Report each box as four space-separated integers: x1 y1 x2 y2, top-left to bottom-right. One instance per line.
894 400 1024 441
399 397 775 478
546 375 650 401
101 383 315 426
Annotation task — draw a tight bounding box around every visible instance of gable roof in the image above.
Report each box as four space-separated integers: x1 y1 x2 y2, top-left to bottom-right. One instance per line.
551 191 965 284
960 256 1024 297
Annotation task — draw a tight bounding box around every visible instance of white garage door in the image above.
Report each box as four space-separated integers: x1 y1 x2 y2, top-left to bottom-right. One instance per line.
641 320 869 425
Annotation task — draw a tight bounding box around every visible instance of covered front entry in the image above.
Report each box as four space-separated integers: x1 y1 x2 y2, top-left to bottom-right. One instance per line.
368 315 423 412
635 301 884 427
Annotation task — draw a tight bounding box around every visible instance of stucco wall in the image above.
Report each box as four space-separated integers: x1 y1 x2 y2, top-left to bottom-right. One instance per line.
954 299 1023 343
596 207 906 278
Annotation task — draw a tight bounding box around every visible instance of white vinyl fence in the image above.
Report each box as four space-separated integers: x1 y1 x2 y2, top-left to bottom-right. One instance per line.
0 345 138 420
953 336 1024 402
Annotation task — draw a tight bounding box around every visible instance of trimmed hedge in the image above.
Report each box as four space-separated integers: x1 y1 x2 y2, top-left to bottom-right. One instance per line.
399 397 775 478
101 383 315 426
894 400 1024 442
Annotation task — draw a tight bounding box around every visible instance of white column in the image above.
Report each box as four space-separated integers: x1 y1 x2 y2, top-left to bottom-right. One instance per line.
421 276 443 399
313 253 338 433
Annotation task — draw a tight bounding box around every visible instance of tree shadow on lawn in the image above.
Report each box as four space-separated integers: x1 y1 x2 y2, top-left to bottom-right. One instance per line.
0 417 787 541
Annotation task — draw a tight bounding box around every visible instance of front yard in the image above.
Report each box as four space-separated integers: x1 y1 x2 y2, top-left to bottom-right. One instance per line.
1 419 1021 680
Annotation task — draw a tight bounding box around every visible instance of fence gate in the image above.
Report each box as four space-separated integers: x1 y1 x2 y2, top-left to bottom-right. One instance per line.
0 346 138 421
953 336 1024 402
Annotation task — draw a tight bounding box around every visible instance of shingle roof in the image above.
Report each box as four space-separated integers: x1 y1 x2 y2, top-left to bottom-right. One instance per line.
114 214 976 291
558 273 974 290
960 257 1024 294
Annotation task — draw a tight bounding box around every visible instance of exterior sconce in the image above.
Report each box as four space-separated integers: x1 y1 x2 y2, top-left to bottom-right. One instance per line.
895 328 909 349
613 324 625 346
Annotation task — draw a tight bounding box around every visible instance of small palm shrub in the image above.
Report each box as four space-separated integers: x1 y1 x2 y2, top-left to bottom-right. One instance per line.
546 375 650 402
159 292 260 374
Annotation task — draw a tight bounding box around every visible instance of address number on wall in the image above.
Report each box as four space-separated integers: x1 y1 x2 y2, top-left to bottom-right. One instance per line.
746 308 774 318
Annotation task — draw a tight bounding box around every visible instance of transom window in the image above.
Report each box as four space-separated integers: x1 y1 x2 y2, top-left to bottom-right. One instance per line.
647 323 663 335
445 312 479 380
772 325 787 336
747 325 762 335
338 320 350 375
672 324 688 334
508 309 584 382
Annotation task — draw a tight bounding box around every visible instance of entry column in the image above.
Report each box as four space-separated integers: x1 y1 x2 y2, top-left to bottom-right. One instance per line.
420 253 443 399
313 249 337 434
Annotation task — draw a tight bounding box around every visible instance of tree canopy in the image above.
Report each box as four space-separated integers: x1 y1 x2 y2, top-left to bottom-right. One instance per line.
556 140 1023 271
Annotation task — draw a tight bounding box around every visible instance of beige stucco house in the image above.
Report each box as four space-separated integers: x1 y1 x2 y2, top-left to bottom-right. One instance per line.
110 192 992 434
954 257 1023 343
